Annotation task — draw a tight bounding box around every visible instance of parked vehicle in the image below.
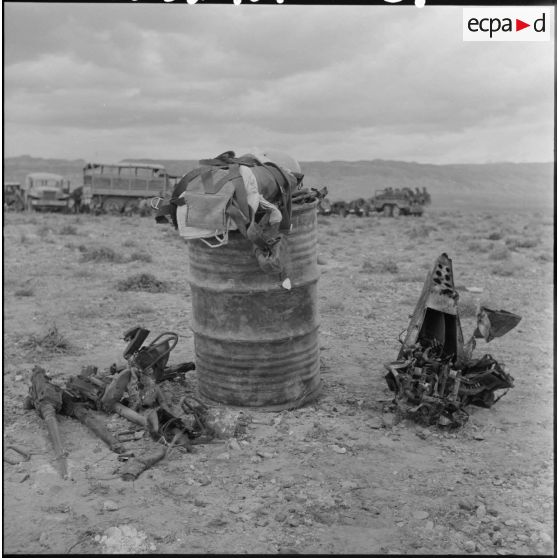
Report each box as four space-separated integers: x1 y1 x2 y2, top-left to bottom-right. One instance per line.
23 173 71 212
78 162 179 214
370 187 425 217
3 182 25 211
347 198 371 217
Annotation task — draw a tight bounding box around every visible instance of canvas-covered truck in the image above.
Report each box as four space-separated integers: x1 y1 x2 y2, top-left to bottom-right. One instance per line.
370 187 426 217
23 173 72 212
77 162 179 214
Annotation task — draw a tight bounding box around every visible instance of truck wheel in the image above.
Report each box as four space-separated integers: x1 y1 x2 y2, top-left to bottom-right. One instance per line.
383 205 392 217
392 206 401 218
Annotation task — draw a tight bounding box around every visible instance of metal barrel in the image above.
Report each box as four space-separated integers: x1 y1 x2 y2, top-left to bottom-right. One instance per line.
187 201 321 410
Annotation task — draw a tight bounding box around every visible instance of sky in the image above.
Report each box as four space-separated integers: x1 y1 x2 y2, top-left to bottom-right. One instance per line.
3 2 556 164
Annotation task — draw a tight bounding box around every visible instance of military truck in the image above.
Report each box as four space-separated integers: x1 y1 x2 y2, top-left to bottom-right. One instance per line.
79 162 179 214
370 187 425 217
3 182 25 211
23 173 72 212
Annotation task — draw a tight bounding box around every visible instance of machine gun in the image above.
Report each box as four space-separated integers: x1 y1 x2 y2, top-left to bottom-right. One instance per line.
24 366 129 472
24 366 69 479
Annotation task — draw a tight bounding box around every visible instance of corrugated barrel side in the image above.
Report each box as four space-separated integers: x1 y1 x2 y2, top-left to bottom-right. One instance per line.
187 202 321 410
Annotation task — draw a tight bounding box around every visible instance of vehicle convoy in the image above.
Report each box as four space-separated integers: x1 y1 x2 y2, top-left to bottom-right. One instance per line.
3 182 25 211
74 162 179 214
370 187 428 217
22 173 72 212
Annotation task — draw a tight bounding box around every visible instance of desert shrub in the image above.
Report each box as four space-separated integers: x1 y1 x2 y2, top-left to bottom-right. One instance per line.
128 251 153 263
19 233 29 244
535 252 552 263
15 287 34 297
116 273 169 293
122 239 138 248
119 303 156 317
37 225 52 236
80 246 124 263
407 224 437 238
325 229 339 237
505 236 540 250
491 263 516 277
467 240 493 253
361 258 399 274
489 245 511 261
395 272 426 283
59 225 78 235
487 231 502 241
21 324 72 354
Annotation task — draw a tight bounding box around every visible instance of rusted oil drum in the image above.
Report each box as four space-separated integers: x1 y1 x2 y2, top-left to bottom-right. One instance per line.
187 201 320 410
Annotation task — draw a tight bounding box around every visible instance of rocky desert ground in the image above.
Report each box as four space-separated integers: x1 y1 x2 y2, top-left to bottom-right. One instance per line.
2 201 555 555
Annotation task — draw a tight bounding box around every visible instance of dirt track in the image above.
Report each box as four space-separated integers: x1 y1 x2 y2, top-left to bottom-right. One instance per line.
2 205 554 554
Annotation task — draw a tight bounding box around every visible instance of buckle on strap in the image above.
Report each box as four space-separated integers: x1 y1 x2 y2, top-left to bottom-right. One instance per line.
151 197 163 210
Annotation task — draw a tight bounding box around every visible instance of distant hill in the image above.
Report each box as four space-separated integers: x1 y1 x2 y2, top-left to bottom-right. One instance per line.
3 155 554 210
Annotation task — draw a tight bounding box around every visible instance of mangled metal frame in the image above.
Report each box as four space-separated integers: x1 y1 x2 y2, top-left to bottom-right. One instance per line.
385 253 521 428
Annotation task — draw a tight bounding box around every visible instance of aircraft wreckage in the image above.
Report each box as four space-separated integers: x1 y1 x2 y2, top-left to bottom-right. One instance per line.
384 253 521 428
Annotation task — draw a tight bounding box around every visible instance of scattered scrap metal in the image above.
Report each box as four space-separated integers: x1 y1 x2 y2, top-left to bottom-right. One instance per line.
22 326 218 480
384 253 521 428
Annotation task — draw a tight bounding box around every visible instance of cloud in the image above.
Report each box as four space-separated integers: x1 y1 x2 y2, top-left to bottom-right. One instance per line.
3 3 554 163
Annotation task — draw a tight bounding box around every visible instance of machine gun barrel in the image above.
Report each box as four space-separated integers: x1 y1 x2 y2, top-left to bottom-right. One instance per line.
24 366 68 479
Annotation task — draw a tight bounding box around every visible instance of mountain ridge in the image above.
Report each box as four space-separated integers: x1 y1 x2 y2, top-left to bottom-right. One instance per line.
3 155 554 210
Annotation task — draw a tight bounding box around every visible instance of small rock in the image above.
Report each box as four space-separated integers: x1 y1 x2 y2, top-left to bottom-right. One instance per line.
473 435 485 441
493 478 504 486
330 444 347 454
317 256 328 265
382 413 396 428
215 452 230 461
102 500 119 512
194 498 207 507
459 500 476 511
39 532 49 546
413 510 429 520
463 540 476 553
288 517 300 527
250 455 262 463
540 532 552 544
425 521 434 530
256 451 274 459
275 511 287 522
476 504 487 518
228 438 242 452
504 519 517 527
487 507 499 517
14 374 24 382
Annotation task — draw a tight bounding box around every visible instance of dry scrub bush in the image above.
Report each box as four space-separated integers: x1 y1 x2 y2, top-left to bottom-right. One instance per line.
491 263 517 277
129 252 153 263
467 240 493 254
120 303 156 317
59 225 78 235
15 287 34 297
505 236 540 250
122 239 138 248
80 246 125 263
323 299 345 312
116 273 169 293
487 231 502 241
22 324 72 354
395 272 427 283
489 245 511 261
361 258 399 274
407 224 437 238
